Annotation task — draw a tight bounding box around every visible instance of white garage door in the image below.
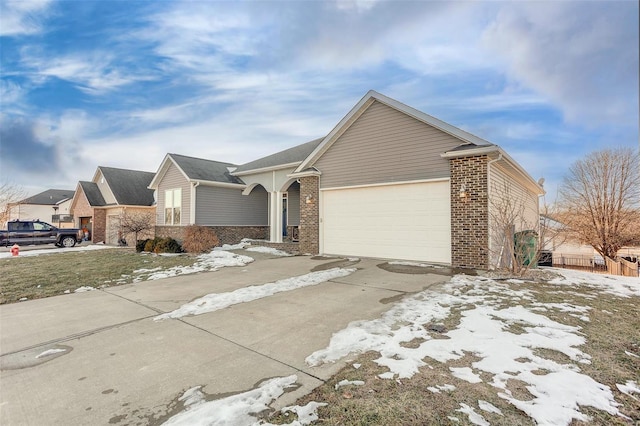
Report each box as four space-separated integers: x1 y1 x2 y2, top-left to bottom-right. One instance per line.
321 181 451 263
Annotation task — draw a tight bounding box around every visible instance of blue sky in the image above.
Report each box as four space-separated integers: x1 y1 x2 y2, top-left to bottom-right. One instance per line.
1 0 638 201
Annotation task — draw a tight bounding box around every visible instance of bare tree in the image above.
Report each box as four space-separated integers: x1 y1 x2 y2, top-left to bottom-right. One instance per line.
559 147 640 260
0 182 26 227
488 180 540 275
119 211 155 245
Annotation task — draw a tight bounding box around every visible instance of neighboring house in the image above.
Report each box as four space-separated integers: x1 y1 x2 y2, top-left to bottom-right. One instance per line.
154 90 543 269
7 189 75 228
149 154 269 243
70 167 156 245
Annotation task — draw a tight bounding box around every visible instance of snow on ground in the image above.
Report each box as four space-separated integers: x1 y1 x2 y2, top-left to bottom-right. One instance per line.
456 403 489 426
245 246 293 257
146 250 254 280
35 348 67 359
161 375 326 426
155 268 356 320
306 269 635 425
74 286 96 293
546 267 640 298
0 244 111 258
334 379 365 390
388 261 444 268
616 381 640 400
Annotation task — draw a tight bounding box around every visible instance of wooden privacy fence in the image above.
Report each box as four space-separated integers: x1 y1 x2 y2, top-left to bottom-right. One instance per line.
605 257 639 277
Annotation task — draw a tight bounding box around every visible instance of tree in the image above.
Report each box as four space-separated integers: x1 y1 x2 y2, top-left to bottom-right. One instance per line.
119 211 155 245
559 147 640 260
0 182 26 227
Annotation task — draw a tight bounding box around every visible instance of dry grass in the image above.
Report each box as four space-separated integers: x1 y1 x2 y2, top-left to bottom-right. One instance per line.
0 248 197 304
265 279 639 425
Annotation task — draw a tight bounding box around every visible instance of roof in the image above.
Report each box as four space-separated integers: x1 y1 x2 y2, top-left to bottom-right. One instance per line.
79 181 106 207
19 189 75 205
234 138 324 174
98 167 156 206
168 154 243 184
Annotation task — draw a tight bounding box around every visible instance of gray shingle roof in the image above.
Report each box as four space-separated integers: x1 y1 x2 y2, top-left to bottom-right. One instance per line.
169 154 243 185
234 138 324 173
20 189 75 205
79 181 106 207
99 167 156 206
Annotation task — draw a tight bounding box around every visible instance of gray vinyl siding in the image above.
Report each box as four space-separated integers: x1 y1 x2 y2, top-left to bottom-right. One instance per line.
195 185 268 226
315 101 462 189
287 183 300 226
157 163 190 225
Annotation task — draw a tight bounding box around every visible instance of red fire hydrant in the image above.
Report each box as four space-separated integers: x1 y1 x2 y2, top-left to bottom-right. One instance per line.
10 244 19 257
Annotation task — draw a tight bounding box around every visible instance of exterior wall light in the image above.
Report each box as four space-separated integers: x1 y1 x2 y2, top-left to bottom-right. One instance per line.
459 184 468 199
305 195 314 204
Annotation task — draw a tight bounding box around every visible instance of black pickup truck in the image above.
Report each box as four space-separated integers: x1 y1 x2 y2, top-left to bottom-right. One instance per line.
0 220 83 248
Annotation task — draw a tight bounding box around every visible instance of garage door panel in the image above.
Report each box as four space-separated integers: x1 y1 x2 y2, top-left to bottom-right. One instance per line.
322 181 451 263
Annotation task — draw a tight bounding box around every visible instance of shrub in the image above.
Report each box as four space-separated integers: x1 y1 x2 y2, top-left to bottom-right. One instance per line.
136 239 150 252
144 238 156 253
182 225 220 254
153 237 182 254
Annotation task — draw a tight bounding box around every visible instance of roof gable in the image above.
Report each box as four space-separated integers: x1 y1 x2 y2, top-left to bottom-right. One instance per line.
98 167 156 206
170 154 243 184
295 90 493 173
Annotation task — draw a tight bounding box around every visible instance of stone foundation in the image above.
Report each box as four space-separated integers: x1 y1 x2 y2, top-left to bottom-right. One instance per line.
155 225 268 245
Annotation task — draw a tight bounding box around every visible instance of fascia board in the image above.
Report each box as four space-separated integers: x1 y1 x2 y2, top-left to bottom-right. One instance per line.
233 162 301 176
190 180 247 189
148 154 190 189
493 149 546 195
440 145 500 158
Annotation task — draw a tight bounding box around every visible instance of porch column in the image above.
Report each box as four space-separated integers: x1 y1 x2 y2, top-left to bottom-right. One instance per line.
269 191 284 243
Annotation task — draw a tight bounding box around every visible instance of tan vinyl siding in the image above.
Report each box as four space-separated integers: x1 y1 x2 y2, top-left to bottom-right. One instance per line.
287 183 300 226
95 170 116 204
157 163 190 225
315 101 462 189
488 163 540 268
195 185 268 226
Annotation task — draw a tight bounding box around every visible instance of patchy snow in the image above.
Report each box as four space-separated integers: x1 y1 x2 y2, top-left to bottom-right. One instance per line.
215 241 250 251
162 375 298 426
427 384 456 394
625 351 639 359
35 348 67 359
547 268 640 298
388 261 443 268
334 379 364 390
74 286 96 293
155 268 356 320
146 250 254 280
616 381 640 400
450 367 482 384
0 244 111 258
456 403 489 426
245 246 293 257
306 273 630 425
352 363 361 369
273 401 328 426
478 400 502 415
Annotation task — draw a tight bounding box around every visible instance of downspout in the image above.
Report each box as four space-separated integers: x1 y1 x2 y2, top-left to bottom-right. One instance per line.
191 182 200 225
487 153 503 269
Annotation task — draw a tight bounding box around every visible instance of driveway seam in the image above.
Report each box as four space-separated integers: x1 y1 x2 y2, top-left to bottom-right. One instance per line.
178 318 327 384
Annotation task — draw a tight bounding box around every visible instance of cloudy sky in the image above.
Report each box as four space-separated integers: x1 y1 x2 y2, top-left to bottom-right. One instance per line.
1 0 638 200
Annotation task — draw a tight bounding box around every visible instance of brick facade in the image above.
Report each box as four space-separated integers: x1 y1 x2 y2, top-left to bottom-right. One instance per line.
299 176 320 254
92 209 107 244
449 155 489 269
155 225 268 245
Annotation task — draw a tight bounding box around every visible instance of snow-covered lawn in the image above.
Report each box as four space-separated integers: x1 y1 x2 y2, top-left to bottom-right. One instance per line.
162 268 638 425
0 244 111 258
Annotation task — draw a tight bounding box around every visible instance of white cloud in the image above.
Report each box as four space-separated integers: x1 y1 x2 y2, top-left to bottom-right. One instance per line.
0 0 52 36
482 1 639 126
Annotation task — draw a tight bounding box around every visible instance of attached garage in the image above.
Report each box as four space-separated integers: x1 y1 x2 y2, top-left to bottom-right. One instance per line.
321 180 451 263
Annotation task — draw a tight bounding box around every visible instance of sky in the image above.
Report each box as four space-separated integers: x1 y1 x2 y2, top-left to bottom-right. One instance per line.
1 0 638 200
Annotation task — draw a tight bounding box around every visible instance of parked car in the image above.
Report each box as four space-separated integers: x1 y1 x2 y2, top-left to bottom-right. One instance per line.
0 220 83 248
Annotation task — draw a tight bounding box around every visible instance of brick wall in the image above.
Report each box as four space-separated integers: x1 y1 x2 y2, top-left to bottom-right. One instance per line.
299 176 320 254
155 225 268 245
93 209 107 244
450 155 489 269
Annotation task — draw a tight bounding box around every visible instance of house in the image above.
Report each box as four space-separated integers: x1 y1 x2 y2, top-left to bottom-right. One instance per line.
7 189 75 228
148 154 270 243
154 91 543 269
70 166 156 245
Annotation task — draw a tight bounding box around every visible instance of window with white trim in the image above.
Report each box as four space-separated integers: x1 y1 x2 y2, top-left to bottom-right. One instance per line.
164 188 182 225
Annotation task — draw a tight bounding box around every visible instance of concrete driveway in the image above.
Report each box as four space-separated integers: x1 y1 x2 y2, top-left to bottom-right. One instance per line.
0 252 450 425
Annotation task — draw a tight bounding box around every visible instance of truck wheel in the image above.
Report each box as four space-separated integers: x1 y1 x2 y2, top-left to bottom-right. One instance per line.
60 236 76 248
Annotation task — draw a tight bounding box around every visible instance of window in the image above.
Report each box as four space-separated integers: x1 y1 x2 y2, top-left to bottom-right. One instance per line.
164 189 182 225
33 222 52 231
